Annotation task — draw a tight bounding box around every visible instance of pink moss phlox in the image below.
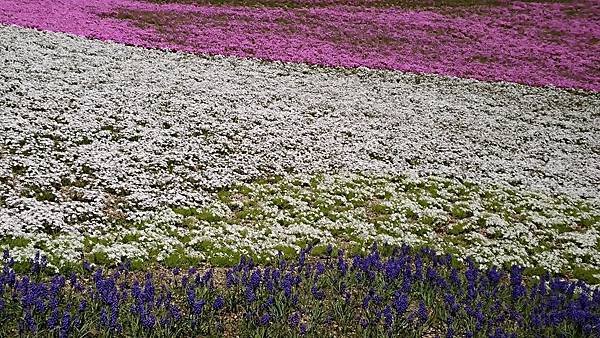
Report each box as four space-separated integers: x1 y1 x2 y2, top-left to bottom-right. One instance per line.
0 0 598 91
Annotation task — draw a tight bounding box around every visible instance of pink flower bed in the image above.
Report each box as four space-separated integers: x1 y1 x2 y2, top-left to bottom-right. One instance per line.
1 0 598 91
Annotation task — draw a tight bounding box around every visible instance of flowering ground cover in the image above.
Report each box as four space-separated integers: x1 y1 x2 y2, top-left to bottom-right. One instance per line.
1 0 600 335
0 0 598 91
2 244 600 337
1 25 599 281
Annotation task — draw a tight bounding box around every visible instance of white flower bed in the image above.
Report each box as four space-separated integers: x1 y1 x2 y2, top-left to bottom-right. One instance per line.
0 25 599 279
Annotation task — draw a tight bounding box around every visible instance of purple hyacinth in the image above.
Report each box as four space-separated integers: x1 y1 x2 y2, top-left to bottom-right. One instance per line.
245 286 256 303
288 312 300 327
272 269 281 285
444 293 459 314
141 312 156 330
225 270 237 288
201 269 213 286
383 305 393 330
186 288 196 306
510 265 526 300
414 256 423 281
298 250 306 268
213 295 224 311
337 252 348 276
259 313 271 326
311 284 325 301
385 258 401 281
394 291 409 316
315 262 325 277
282 273 293 298
192 300 205 315
401 267 412 293
417 301 428 322
249 269 261 289
142 274 155 304
59 310 70 338
100 307 108 326
48 308 59 328
487 266 502 286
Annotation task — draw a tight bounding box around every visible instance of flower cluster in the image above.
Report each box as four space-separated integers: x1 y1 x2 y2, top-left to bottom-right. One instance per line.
1 244 599 337
0 0 598 91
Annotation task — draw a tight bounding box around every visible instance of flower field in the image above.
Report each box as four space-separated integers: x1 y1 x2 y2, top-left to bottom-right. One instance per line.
0 0 599 336
0 0 599 90
1 245 600 337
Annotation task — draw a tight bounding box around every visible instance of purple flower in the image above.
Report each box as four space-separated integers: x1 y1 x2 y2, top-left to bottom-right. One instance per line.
263 295 275 308
362 294 371 309
282 273 293 298
337 252 348 276
487 266 502 286
394 292 409 316
68 273 77 287
385 259 401 280
426 266 438 284
444 293 458 314
187 288 196 306
225 270 237 288
100 308 108 326
383 305 393 330
289 312 300 327
141 312 156 330
142 274 155 304
300 323 307 335
201 269 213 285
414 256 423 281
417 301 428 322
48 308 59 328
315 262 325 277
245 286 256 303
298 250 306 268
131 281 142 302
250 269 261 289
259 313 271 326
169 305 182 321
401 267 412 293
311 284 325 301
59 310 70 338
24 309 36 333
510 265 526 300
272 269 281 285
213 296 224 310
192 300 205 315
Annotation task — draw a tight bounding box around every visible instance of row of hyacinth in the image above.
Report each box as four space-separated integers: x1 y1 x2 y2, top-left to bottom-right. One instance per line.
1 244 599 337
